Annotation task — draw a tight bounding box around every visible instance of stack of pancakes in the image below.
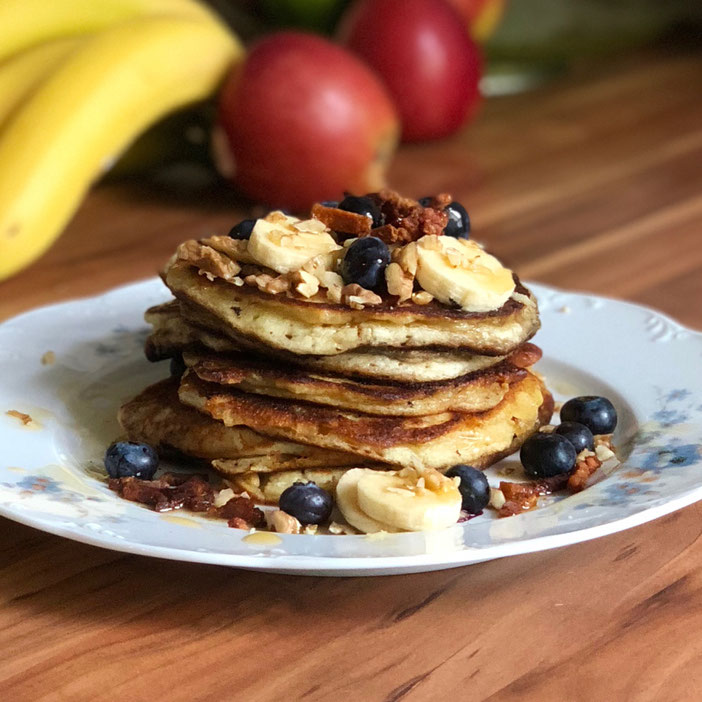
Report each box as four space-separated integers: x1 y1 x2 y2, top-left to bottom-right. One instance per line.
120 206 552 506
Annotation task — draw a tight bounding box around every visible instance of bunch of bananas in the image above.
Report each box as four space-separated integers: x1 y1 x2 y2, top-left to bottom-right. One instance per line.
0 0 244 281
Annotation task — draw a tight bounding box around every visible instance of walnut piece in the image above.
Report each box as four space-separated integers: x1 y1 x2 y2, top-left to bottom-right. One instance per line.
392 241 418 276
201 235 257 264
291 270 320 298
341 283 382 309
385 262 413 302
244 273 290 295
270 509 301 534
411 291 433 305
177 240 241 281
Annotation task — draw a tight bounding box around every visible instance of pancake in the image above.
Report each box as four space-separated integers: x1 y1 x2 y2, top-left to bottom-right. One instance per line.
183 348 533 416
118 378 359 468
145 300 513 382
222 433 539 504
178 371 553 470
165 261 540 356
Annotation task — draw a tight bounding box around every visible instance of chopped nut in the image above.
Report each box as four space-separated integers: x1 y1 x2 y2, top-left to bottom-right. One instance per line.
301 250 342 279
576 448 596 462
424 469 443 492
41 351 55 365
341 283 382 308
446 248 464 268
291 270 320 298
326 285 343 304
385 262 413 302
318 270 344 290
269 509 301 534
328 521 358 535
176 240 240 281
201 236 257 264
293 218 329 234
266 210 291 224
420 234 442 251
539 424 556 433
595 444 615 462
393 242 418 276
302 524 318 535
228 517 250 530
411 291 433 305
594 434 615 450
214 488 235 508
489 487 506 510
245 273 290 295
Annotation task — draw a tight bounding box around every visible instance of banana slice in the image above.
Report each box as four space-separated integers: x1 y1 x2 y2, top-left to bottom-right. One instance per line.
336 469 400 534
356 468 462 531
248 211 341 274
415 235 515 312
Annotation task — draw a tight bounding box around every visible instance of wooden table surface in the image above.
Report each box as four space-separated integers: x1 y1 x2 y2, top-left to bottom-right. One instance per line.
1 51 701 701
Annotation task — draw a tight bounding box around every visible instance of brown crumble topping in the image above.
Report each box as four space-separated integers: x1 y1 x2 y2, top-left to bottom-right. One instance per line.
311 203 372 236
497 474 570 517
108 473 264 529
568 454 602 493
368 189 449 243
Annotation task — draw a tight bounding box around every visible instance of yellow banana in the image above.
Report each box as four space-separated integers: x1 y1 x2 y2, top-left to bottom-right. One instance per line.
0 38 82 128
0 0 219 63
0 16 243 280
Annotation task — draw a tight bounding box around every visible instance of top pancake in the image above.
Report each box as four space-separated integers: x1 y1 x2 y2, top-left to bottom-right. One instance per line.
165 262 540 357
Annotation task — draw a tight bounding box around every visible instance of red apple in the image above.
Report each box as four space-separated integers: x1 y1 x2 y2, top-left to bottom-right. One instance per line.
447 0 506 42
339 0 482 142
216 32 399 210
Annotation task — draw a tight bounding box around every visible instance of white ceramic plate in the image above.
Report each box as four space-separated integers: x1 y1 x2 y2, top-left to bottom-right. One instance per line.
0 279 700 576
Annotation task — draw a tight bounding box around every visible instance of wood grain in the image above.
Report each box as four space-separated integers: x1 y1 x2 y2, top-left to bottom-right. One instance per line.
0 51 701 702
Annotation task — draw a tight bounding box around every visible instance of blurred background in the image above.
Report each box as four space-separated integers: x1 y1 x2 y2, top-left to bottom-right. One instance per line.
0 0 700 305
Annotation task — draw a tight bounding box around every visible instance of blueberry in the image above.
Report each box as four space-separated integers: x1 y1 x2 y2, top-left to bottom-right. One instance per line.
228 218 256 240
340 236 390 291
338 195 383 227
520 433 576 478
169 354 186 377
554 421 594 453
419 197 470 239
104 441 159 480
444 202 470 239
445 464 490 514
560 396 617 435
279 481 333 525
320 200 339 208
